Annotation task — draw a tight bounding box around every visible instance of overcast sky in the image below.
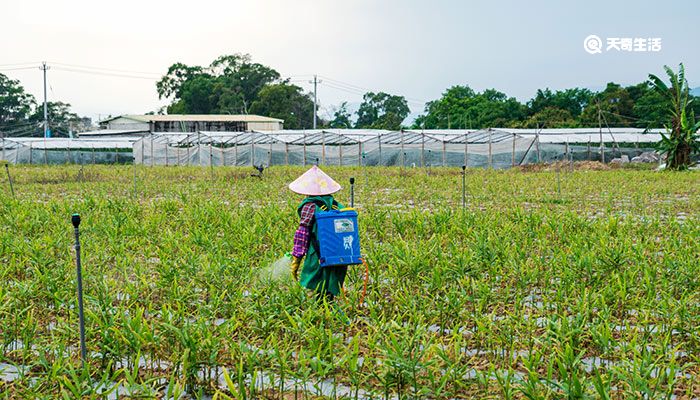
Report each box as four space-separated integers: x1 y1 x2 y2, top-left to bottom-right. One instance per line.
2 0 699 123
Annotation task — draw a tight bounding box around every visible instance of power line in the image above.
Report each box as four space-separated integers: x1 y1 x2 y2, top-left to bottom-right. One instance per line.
52 66 158 80
599 110 664 126
0 66 38 72
0 62 40 67
320 74 427 105
322 81 366 96
0 121 41 129
48 61 161 76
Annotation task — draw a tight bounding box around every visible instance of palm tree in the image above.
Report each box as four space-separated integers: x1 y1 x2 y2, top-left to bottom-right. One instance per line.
648 64 700 170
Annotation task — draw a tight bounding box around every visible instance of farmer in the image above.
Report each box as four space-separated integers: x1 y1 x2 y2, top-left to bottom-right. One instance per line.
289 166 347 302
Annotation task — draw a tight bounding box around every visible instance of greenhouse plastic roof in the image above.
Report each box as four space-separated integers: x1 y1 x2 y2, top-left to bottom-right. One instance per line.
3 137 138 149
491 128 666 143
4 127 681 149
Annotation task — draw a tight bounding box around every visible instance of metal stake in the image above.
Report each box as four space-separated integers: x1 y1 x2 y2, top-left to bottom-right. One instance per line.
350 177 355 208
556 159 561 200
71 214 87 366
5 163 14 197
461 165 466 210
132 161 137 199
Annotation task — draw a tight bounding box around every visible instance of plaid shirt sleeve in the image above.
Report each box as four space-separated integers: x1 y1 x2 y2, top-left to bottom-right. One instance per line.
292 203 316 258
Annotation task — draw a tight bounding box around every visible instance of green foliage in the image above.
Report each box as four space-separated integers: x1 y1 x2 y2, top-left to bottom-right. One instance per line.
0 165 697 398
527 88 593 118
329 101 353 128
30 102 81 136
249 83 316 129
414 75 699 130
0 74 83 137
355 91 409 129
156 54 281 115
629 82 671 128
413 85 525 129
519 106 578 128
0 73 37 134
579 83 636 127
648 63 700 170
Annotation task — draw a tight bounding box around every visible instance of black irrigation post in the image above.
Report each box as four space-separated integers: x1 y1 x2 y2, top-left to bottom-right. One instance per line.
570 150 575 172
556 156 562 199
350 177 355 208
132 161 137 199
4 163 14 197
71 214 87 367
461 165 466 210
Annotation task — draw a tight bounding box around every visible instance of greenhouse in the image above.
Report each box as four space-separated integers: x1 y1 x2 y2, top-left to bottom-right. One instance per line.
132 128 665 168
1 128 668 167
0 137 138 164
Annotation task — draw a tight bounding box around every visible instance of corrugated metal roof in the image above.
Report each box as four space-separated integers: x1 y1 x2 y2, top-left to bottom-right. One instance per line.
79 129 149 137
103 114 284 123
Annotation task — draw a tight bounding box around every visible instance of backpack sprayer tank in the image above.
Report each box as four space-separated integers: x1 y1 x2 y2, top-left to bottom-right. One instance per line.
315 208 362 267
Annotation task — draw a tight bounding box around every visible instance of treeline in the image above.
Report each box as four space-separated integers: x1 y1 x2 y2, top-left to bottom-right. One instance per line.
157 54 700 130
0 74 83 137
414 82 700 130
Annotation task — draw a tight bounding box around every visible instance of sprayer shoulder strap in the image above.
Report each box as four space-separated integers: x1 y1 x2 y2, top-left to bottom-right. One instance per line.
304 197 340 214
315 202 340 212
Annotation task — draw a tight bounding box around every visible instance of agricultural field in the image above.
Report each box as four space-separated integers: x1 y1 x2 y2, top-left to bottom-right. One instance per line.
0 164 698 399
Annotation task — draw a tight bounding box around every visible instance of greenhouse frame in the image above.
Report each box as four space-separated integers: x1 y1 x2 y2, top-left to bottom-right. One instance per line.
1 128 673 168
1 137 137 164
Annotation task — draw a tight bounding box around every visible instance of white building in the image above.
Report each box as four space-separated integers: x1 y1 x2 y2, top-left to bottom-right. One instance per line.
98 114 284 132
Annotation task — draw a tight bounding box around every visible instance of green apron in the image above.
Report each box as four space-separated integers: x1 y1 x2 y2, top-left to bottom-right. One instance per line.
297 195 347 296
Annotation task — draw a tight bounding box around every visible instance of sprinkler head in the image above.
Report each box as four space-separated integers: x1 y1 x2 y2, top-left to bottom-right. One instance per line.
350 177 355 185
71 214 81 228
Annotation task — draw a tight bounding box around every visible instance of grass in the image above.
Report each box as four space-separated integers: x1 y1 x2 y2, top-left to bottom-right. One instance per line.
0 164 698 399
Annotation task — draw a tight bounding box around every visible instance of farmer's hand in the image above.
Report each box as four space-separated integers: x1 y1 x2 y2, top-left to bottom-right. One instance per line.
290 256 302 281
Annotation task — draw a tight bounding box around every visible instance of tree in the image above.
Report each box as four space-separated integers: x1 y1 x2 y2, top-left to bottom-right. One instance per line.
519 107 577 128
155 62 206 100
579 83 635 127
355 92 409 129
156 54 281 115
171 75 218 114
414 86 525 129
329 102 353 128
0 73 36 135
211 55 280 114
526 88 592 118
29 101 82 136
249 83 316 129
648 64 700 170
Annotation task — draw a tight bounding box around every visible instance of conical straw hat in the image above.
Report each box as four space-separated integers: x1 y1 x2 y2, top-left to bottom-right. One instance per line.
289 166 341 196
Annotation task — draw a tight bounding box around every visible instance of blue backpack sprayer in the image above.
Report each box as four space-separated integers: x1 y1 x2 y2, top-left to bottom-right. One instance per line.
314 178 369 304
315 207 362 268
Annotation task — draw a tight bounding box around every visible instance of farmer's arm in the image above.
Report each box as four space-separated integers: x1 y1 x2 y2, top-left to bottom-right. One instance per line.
292 202 315 258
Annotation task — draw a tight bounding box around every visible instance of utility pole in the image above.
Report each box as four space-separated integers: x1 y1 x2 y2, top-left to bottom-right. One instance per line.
597 101 604 163
41 62 50 138
310 75 321 129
